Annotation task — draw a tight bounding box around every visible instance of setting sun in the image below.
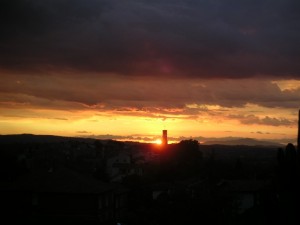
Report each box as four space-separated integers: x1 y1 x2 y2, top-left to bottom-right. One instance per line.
155 139 162 145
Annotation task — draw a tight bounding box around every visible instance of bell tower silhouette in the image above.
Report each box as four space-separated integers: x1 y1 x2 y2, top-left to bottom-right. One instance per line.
162 130 168 146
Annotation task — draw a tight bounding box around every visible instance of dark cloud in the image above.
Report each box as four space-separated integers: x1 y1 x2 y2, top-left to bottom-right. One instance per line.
1 0 300 78
0 0 108 36
77 131 90 134
53 117 68 121
254 131 271 135
228 114 294 126
80 134 157 142
1 75 300 114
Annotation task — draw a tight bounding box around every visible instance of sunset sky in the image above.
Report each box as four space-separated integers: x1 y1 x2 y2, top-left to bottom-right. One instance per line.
1 0 300 143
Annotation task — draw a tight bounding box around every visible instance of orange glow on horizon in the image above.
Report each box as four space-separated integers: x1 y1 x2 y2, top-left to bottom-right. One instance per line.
0 102 297 142
154 139 162 145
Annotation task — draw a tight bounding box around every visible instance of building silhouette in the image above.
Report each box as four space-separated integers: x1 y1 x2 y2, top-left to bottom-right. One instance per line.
162 130 168 146
1 167 128 224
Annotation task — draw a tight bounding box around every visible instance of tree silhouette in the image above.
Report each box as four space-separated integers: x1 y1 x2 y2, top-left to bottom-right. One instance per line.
276 143 298 225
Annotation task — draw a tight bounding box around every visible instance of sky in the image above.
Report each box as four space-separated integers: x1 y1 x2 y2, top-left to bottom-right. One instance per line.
1 0 300 144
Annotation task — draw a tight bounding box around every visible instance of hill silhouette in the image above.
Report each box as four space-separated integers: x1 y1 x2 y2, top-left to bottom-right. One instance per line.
0 134 284 147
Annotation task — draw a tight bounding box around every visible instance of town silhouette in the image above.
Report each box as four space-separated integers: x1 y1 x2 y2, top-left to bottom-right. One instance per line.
0 111 300 225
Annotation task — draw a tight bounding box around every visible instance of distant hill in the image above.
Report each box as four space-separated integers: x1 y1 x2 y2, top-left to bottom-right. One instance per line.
0 134 285 147
203 138 283 147
0 134 94 144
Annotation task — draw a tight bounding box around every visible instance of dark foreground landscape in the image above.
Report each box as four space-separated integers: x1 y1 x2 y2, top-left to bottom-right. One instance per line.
0 134 299 225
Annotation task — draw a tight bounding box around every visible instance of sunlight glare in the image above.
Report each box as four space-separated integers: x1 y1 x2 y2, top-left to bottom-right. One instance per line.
155 139 162 145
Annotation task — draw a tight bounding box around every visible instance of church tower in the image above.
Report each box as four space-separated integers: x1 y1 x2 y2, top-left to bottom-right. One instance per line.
162 130 168 146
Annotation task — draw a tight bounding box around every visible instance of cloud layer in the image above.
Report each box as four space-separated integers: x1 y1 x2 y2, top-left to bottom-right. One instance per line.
1 73 299 127
1 1 299 139
1 0 300 78
1 74 300 109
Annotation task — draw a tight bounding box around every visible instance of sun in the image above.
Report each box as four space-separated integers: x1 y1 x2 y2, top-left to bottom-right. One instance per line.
154 139 162 145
